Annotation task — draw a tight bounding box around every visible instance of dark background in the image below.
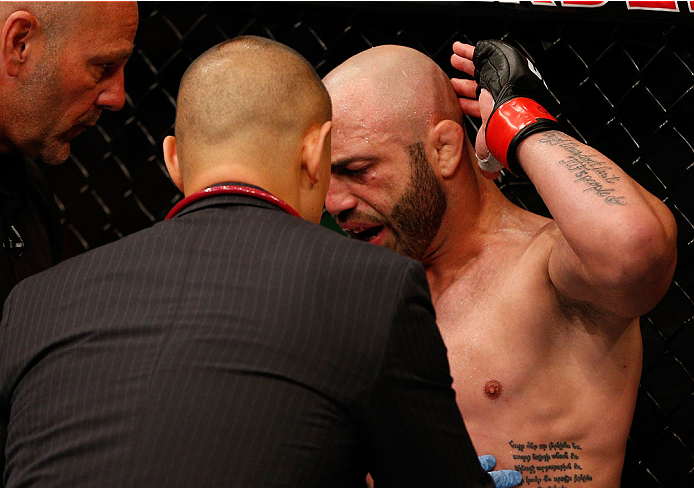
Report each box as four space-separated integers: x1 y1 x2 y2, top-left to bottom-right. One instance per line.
44 2 693 486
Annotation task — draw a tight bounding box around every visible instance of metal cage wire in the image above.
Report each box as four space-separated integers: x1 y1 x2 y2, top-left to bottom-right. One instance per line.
43 2 694 485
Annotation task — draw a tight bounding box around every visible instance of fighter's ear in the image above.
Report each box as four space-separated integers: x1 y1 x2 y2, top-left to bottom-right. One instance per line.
1 11 42 77
429 120 464 178
163 136 184 193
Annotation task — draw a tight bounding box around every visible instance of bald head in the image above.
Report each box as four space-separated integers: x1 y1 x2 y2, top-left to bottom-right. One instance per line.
0 2 80 51
324 45 461 144
174 36 331 174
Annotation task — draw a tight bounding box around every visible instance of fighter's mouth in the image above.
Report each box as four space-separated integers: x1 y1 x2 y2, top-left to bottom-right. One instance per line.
344 225 385 243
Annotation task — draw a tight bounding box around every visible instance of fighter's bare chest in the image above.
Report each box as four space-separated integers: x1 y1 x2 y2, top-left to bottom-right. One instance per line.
430 262 563 405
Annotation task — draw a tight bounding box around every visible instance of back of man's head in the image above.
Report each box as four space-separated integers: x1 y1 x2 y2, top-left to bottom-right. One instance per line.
172 36 332 186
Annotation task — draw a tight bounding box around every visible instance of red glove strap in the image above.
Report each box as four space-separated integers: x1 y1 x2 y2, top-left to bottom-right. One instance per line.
486 97 557 171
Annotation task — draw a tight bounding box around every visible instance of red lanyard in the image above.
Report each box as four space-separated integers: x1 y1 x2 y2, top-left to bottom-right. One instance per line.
165 185 301 220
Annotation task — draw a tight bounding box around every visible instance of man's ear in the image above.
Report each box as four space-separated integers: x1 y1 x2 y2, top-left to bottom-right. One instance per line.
429 120 464 179
301 120 333 185
2 11 41 77
163 136 184 193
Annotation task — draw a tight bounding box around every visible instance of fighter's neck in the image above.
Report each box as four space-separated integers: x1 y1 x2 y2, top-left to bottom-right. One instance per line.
422 178 520 299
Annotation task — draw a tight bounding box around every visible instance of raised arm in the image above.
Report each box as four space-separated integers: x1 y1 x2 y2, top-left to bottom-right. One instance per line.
451 40 677 319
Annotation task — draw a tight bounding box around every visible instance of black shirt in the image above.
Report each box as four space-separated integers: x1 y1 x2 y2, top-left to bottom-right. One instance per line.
0 152 62 318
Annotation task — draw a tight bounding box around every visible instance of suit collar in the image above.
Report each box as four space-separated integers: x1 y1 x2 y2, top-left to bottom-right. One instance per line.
168 182 300 220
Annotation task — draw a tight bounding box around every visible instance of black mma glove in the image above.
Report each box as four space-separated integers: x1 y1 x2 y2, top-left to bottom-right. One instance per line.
473 40 563 176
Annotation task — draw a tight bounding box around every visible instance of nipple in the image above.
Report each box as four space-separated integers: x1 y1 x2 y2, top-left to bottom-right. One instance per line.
484 379 503 400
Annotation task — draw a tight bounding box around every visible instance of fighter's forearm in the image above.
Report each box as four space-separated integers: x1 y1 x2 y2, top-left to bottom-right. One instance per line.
519 130 655 211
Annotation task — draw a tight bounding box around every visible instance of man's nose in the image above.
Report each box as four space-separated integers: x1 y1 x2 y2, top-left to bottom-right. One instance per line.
325 176 357 216
95 68 127 111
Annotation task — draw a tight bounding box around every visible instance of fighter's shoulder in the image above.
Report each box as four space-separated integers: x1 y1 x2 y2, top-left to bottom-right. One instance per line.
495 210 557 264
526 218 559 249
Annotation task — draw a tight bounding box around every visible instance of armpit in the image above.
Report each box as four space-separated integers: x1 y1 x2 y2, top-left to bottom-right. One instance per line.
554 288 607 327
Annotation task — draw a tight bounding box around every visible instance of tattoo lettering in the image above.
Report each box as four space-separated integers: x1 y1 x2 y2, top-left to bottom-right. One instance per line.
537 132 627 206
509 440 594 487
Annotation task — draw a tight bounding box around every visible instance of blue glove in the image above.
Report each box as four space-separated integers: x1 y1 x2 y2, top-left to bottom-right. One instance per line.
478 455 523 488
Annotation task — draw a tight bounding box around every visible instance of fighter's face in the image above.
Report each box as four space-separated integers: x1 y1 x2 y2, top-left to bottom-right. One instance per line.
325 114 447 260
14 2 138 165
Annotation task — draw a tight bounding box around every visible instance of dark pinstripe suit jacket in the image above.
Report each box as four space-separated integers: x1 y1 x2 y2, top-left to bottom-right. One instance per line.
0 193 493 488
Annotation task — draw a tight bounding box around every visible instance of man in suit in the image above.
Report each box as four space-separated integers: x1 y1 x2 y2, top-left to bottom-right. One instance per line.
0 1 138 314
0 36 497 488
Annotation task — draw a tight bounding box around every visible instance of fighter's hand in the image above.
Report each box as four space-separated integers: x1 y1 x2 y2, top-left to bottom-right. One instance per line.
471 39 563 176
472 40 561 174
450 41 482 118
451 41 501 178
478 455 523 488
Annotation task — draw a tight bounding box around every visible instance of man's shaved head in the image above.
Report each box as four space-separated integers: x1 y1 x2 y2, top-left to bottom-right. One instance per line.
324 45 461 143
174 36 332 175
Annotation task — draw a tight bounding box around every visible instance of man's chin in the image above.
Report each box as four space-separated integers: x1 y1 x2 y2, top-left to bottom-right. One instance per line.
40 142 71 166
393 240 429 261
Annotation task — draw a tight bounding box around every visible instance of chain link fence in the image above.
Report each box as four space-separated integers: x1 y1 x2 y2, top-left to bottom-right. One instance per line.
43 2 694 485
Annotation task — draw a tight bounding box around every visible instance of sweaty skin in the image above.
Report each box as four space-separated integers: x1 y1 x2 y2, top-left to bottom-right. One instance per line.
324 45 677 488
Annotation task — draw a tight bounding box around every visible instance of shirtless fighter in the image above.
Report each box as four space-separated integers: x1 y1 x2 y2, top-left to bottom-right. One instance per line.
323 40 677 488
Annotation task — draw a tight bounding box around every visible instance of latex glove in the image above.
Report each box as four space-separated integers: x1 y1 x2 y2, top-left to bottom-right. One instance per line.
478 454 523 488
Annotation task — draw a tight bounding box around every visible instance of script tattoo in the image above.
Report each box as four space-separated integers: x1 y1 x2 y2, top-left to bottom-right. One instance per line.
509 440 593 487
538 132 627 206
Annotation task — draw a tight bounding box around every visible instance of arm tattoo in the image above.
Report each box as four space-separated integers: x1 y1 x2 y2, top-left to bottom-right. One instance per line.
537 131 627 206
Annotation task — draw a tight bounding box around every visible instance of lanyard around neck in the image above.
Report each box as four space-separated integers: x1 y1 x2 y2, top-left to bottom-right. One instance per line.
165 185 301 220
